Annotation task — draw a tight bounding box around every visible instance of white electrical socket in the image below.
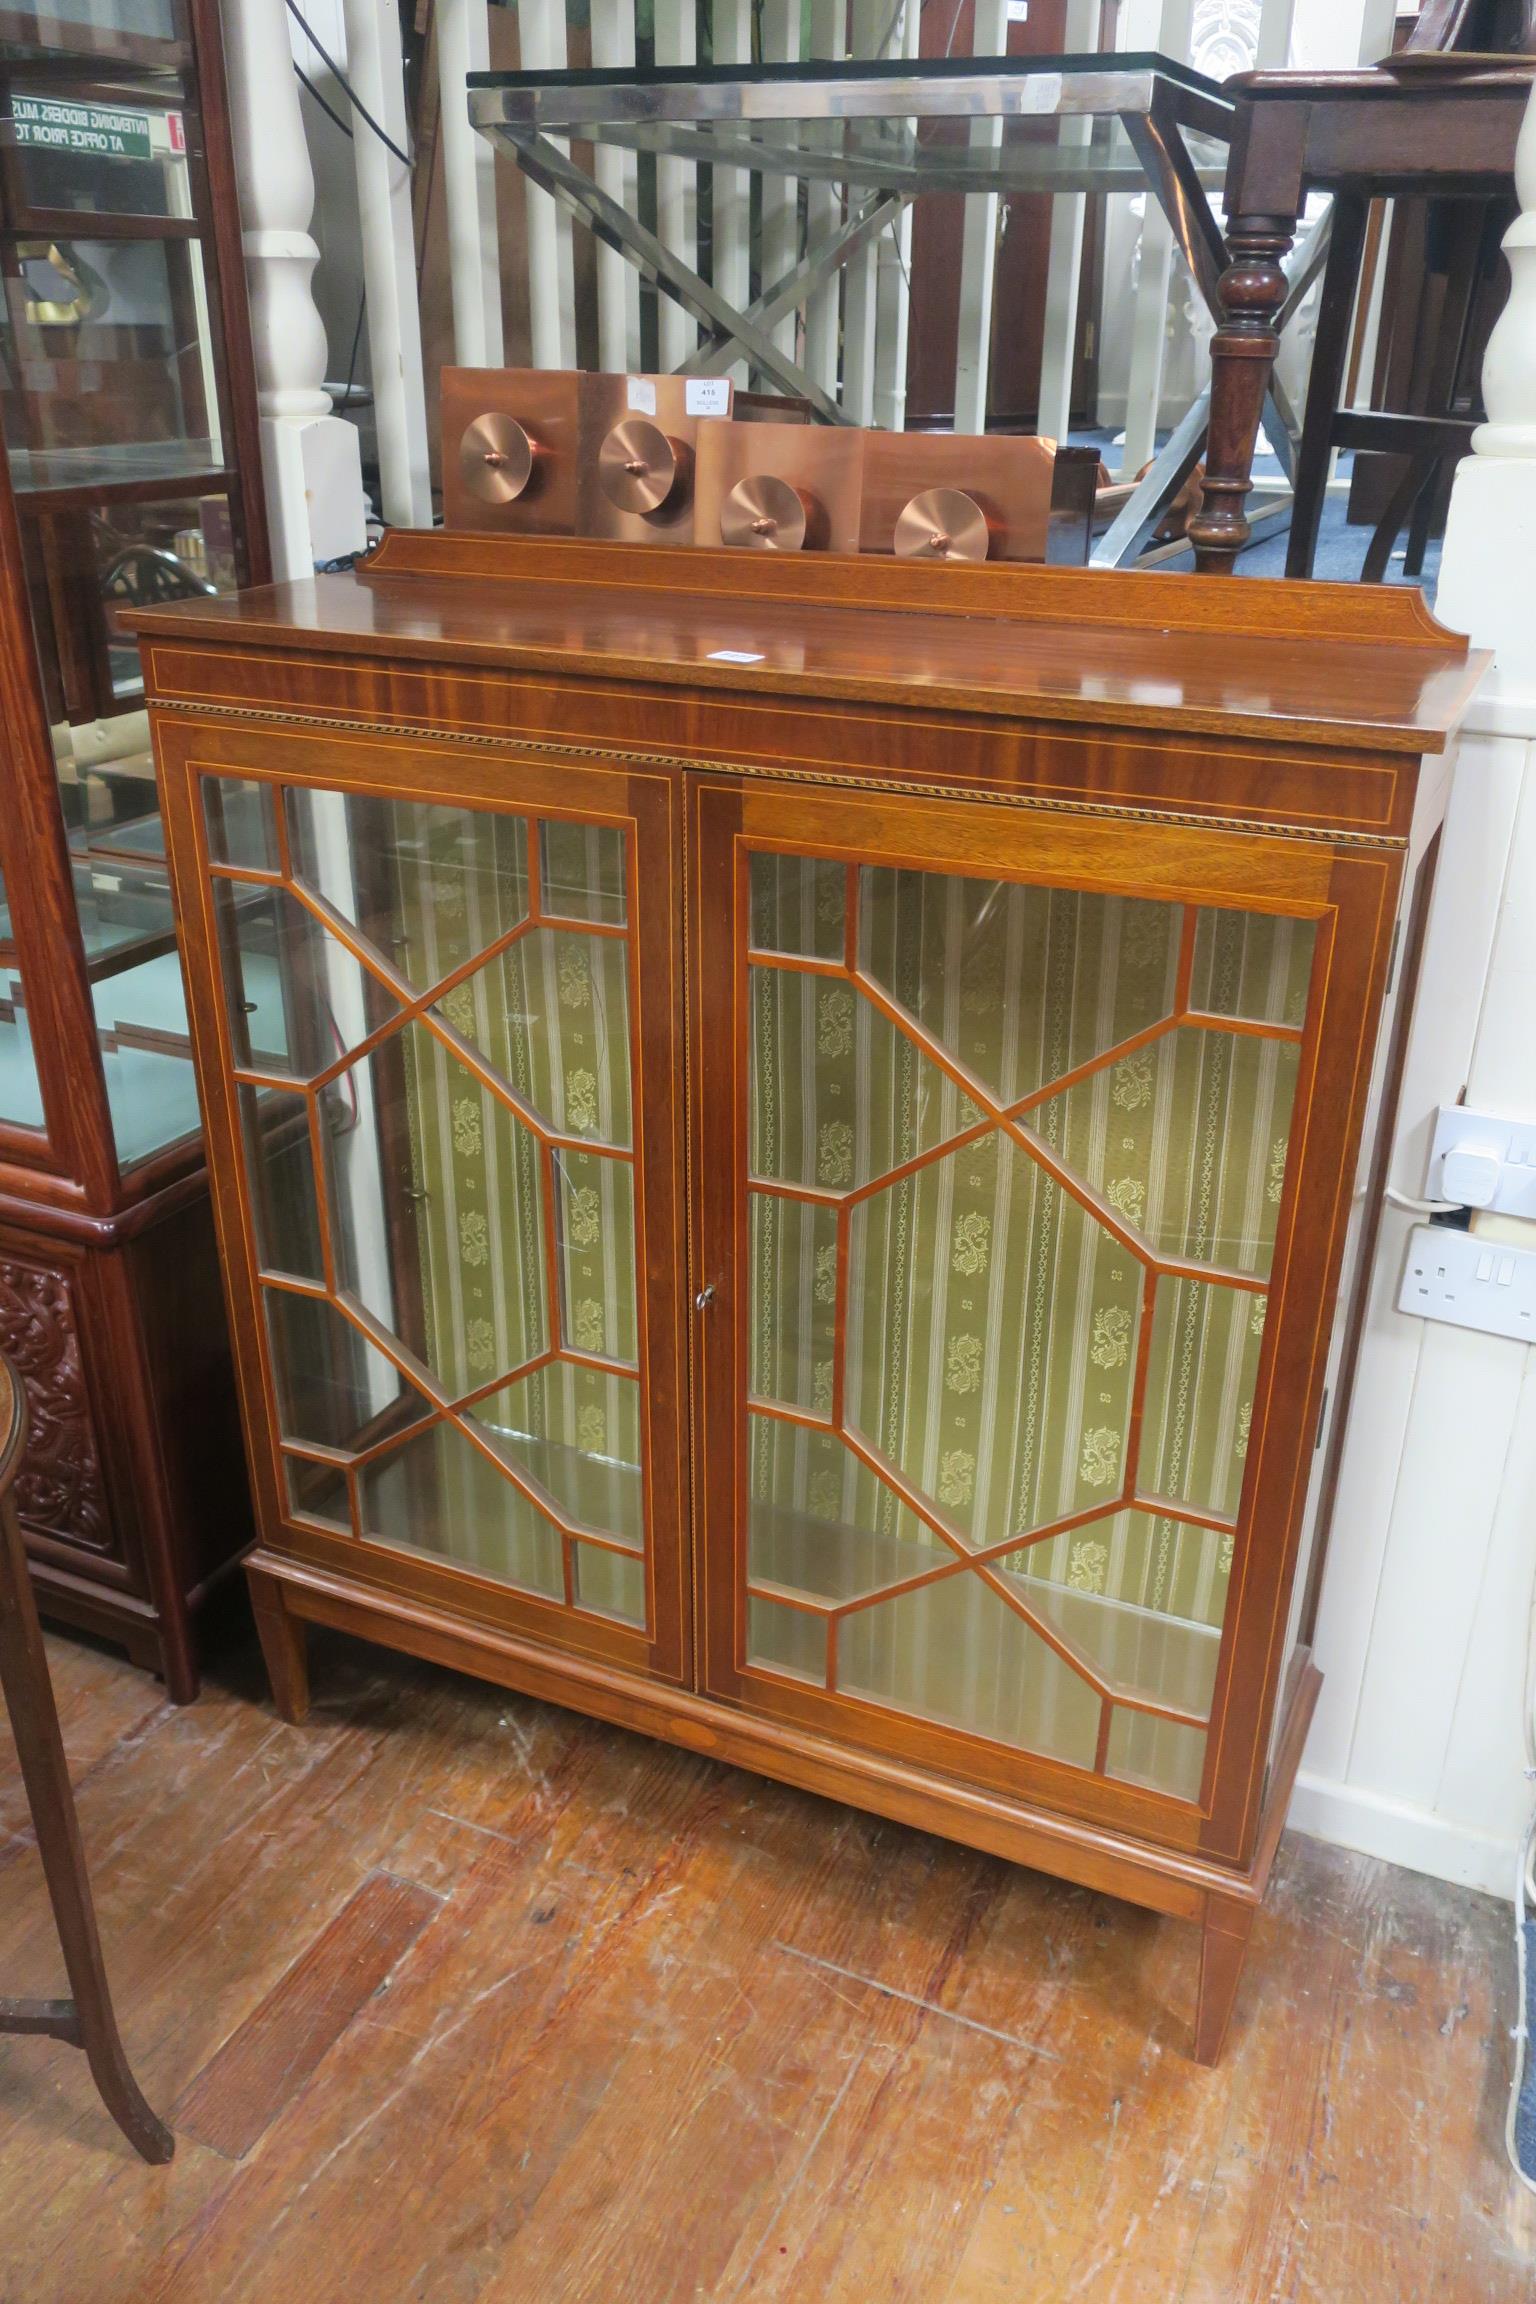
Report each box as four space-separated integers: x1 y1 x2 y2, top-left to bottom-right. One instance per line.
1398 1224 1536 1343
1427 1104 1536 1219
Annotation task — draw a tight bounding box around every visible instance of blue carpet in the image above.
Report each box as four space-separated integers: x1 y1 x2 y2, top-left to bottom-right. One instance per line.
1233 504 1442 591
1068 426 1443 595
1519 1919 1536 2183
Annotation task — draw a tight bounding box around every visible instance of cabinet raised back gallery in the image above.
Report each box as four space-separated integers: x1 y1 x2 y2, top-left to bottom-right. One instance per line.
138 533 1482 2060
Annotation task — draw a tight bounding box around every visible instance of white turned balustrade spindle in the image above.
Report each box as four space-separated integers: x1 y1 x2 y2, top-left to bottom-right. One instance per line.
1436 79 1536 689
1473 79 1536 461
222 0 366 579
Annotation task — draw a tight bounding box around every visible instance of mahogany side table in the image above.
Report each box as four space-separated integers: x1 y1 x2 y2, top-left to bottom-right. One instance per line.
0 1352 172 2161
1190 63 1532 572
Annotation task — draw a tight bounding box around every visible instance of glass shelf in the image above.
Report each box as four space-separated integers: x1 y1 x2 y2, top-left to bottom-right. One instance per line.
0 2 250 1180
0 860 45 1132
8 438 224 498
0 4 183 62
1 234 220 473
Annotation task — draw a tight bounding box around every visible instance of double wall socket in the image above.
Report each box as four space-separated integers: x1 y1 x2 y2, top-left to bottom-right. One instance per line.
1398 1224 1536 1344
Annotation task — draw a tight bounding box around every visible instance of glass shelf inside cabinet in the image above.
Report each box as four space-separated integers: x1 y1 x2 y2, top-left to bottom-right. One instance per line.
0 3 243 1174
9 441 226 498
0 4 180 51
742 852 1317 1805
0 859 46 1133
1 237 223 481
55 712 201 1162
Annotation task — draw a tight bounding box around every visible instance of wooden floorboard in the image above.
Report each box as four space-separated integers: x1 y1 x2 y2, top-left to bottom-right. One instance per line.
0 1626 1530 2304
172 1870 443 2160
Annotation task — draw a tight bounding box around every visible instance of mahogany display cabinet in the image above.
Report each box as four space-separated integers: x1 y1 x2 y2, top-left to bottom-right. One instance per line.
137 533 1481 2057
0 0 266 1697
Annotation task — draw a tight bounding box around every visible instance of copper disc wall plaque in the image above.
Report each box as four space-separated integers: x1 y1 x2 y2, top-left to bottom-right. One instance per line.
597 418 685 516
720 473 817 551
893 487 993 562
459 412 536 505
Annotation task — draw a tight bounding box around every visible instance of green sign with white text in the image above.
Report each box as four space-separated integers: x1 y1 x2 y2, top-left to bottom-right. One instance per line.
10 96 170 163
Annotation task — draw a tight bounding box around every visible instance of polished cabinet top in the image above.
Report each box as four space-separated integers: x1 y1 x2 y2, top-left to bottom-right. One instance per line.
136 532 1485 757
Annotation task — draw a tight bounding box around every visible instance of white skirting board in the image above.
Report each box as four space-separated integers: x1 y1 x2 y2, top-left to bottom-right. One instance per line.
1289 1772 1522 1902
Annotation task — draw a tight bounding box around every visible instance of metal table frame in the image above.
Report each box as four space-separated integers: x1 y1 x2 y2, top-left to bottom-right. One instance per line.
469 52 1329 566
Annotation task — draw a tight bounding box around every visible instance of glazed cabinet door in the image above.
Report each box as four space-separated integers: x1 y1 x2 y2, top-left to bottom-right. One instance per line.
155 720 689 1684
691 775 1398 1860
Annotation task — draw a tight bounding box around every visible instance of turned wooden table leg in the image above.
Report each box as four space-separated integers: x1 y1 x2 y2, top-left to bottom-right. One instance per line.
1189 213 1296 573
0 1491 173 2163
1194 1893 1257 2065
248 1562 310 1725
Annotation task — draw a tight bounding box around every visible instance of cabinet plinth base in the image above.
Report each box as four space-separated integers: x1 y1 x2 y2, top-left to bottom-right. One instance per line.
245 1547 1319 2063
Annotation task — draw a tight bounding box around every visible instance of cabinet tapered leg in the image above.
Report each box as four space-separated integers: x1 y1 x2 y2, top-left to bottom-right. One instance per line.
248 1563 310 1725
0 1493 173 2163
1194 1895 1256 2066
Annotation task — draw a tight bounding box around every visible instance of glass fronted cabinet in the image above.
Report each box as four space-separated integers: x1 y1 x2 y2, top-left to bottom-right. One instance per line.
139 530 1478 2058
0 0 264 1693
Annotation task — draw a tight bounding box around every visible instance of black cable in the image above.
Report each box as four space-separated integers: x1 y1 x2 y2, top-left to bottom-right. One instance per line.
283 0 413 170
295 60 353 141
342 291 366 412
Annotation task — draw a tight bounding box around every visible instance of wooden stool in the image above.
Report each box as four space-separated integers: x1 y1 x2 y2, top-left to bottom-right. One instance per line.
1283 193 1495 580
0 1353 172 2162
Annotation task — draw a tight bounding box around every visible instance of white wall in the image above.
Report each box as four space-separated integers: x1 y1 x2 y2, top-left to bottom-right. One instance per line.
1291 713 1536 1898
1289 196 1536 1897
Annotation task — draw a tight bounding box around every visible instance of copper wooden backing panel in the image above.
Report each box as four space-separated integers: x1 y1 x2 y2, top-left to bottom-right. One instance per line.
692 419 865 556
577 375 718 546
857 430 1056 561
142 645 1413 843
132 551 1484 756
688 774 1399 1870
151 715 692 1690
440 368 582 536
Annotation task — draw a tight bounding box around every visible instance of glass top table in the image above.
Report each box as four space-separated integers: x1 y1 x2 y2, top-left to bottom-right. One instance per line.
468 54 1318 565
469 52 1231 179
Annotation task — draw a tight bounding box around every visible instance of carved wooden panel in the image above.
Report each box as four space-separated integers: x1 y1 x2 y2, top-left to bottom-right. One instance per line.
0 1256 114 1555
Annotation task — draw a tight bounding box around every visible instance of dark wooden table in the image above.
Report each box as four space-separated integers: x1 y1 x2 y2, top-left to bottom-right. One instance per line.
1188 62 1532 573
0 1353 172 2161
